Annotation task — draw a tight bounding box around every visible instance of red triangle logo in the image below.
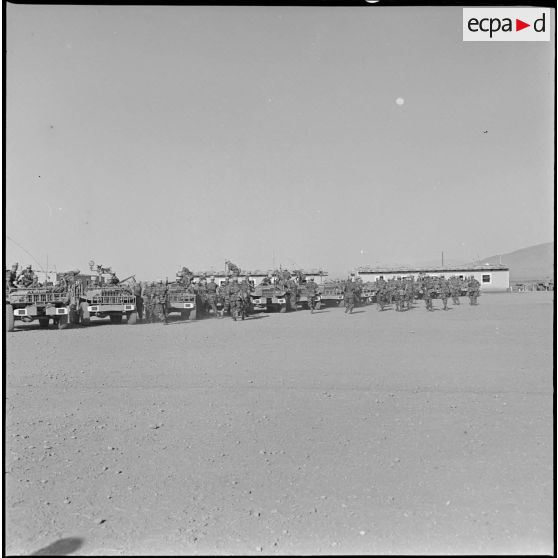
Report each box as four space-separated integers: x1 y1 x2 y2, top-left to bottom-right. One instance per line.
516 19 530 31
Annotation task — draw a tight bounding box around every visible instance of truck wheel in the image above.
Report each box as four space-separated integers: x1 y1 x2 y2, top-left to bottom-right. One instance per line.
6 304 15 332
127 311 138 325
58 315 69 330
110 315 123 324
69 307 80 325
180 310 190 320
189 308 197 320
79 302 90 325
39 318 50 328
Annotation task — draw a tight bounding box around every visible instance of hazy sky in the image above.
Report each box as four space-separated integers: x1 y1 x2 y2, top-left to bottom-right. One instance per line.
6 5 555 280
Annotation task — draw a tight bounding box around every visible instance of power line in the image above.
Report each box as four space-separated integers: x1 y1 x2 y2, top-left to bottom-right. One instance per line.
5 236 46 272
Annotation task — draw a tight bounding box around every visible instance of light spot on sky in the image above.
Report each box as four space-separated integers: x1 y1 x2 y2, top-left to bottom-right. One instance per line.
396 97 404 106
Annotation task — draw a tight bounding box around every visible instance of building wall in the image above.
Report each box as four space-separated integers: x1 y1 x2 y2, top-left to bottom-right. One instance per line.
356 269 509 291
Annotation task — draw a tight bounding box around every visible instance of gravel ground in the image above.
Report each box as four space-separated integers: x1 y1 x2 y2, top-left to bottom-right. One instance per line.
4 292 554 555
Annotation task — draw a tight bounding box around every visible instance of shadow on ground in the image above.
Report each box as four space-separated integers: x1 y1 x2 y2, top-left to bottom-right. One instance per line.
30 537 84 556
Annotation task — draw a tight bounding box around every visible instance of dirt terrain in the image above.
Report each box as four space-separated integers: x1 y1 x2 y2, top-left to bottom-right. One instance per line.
4 292 554 556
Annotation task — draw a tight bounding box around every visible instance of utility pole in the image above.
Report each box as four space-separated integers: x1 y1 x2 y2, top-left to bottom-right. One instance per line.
441 251 444 268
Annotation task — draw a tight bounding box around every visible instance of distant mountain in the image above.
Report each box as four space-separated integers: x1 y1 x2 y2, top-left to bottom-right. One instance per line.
479 242 554 282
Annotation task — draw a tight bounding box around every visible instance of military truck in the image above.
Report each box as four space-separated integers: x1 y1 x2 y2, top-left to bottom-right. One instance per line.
6 283 74 330
73 267 138 325
318 281 344 307
165 282 198 320
359 281 377 305
250 283 290 313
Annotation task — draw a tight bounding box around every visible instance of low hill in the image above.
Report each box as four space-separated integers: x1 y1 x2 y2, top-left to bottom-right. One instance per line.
479 242 554 282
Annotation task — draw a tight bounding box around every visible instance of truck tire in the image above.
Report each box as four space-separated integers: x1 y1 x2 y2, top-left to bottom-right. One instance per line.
69 307 79 325
39 317 50 328
127 311 138 325
80 302 90 325
180 310 189 320
110 315 123 324
6 304 15 332
58 315 69 330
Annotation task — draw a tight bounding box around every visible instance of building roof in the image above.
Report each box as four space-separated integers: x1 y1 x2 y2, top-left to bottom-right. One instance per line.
355 263 509 274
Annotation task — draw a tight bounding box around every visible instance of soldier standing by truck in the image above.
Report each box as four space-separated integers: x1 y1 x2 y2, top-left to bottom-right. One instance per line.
229 276 243 320
133 281 144 321
240 274 253 315
219 277 230 317
206 276 219 317
343 278 356 314
142 282 154 323
152 281 168 324
306 277 319 313
285 276 298 311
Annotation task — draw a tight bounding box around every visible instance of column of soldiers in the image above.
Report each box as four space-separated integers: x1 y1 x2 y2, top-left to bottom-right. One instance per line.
97 267 483 325
370 274 481 312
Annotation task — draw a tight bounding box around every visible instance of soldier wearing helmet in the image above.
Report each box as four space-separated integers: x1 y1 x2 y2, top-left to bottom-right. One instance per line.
467 275 481 305
306 277 319 313
239 274 253 314
229 276 243 320
219 276 231 317
205 275 219 317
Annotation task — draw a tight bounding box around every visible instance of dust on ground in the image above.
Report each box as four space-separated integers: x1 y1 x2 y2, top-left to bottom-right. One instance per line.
5 292 554 555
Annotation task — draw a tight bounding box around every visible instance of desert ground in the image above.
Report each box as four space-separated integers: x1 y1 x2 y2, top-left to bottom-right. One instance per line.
4 291 554 556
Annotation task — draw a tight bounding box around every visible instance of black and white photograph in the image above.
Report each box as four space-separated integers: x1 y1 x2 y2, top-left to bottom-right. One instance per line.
4 2 555 555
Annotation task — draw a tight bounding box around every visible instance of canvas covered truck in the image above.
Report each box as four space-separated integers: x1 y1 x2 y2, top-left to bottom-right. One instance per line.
318 281 344 307
6 283 74 330
250 284 290 313
73 272 138 325
165 282 198 320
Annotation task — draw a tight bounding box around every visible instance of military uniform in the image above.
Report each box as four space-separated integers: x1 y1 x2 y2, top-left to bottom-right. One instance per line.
306 279 319 313
220 279 231 317
196 280 208 317
142 283 154 322
228 278 243 320
343 280 356 314
449 276 461 305
439 277 451 310
152 283 168 323
206 278 219 316
285 278 298 311
423 277 434 311
394 279 406 312
239 277 253 315
467 277 481 305
134 282 144 320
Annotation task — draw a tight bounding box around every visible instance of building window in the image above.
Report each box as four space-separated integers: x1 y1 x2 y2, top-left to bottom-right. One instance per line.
482 274 491 283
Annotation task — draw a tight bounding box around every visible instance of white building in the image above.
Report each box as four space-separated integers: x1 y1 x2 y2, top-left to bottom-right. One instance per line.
354 264 510 291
